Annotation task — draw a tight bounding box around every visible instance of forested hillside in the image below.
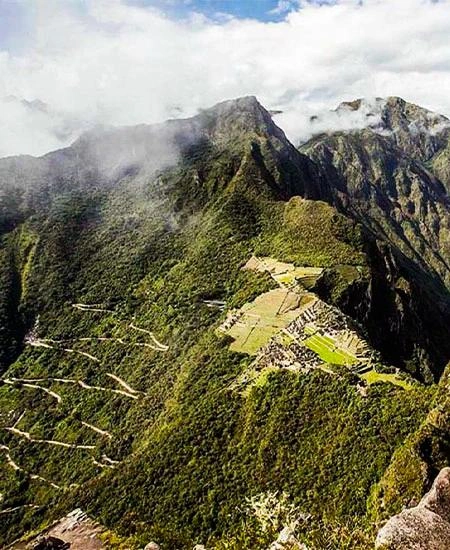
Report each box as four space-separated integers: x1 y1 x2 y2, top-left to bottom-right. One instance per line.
0 96 449 549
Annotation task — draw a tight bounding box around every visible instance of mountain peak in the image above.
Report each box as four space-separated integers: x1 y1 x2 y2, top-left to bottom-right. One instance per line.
336 96 449 131
336 97 384 113
382 95 449 131
194 95 284 144
206 95 261 111
332 96 450 160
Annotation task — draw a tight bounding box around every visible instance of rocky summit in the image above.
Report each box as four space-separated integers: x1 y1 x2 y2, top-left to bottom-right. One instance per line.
0 95 450 549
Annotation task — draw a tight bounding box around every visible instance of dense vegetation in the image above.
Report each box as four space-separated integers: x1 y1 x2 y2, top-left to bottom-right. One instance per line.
0 96 448 548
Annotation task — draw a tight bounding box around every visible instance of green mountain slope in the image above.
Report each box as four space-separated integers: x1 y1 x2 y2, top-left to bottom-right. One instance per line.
300 97 450 380
0 96 447 549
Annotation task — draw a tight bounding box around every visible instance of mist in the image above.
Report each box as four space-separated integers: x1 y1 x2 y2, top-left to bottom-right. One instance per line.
1 0 450 157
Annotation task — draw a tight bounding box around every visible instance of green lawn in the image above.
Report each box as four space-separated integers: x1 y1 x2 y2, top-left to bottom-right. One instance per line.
304 324 316 336
223 288 316 355
304 333 357 366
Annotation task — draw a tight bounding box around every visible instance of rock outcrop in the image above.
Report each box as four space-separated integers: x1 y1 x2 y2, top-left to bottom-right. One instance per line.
375 467 450 549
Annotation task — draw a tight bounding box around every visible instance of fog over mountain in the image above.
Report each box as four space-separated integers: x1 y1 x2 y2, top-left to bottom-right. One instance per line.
1 0 450 156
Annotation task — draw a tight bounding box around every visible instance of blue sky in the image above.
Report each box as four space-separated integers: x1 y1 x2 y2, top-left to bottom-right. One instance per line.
0 0 310 51
126 0 301 22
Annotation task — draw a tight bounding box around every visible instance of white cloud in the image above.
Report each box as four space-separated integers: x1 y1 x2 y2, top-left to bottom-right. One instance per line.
269 1 299 15
0 0 449 156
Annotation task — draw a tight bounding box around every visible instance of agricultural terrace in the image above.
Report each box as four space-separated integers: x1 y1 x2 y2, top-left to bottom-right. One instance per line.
244 256 323 289
221 288 317 355
360 370 415 390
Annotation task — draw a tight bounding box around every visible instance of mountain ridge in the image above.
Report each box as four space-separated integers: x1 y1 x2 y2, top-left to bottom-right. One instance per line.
0 94 449 549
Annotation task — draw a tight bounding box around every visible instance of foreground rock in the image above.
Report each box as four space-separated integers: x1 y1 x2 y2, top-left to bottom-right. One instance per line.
31 537 70 550
376 467 450 549
9 509 106 550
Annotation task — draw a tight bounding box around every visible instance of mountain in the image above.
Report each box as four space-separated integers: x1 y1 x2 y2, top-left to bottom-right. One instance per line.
0 95 448 549
300 96 450 381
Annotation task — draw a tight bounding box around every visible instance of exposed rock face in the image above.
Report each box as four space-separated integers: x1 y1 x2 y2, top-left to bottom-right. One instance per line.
11 509 105 550
376 467 450 549
301 100 450 290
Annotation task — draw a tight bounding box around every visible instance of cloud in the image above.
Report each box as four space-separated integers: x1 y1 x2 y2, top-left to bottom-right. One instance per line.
275 97 388 144
269 1 299 15
0 0 449 156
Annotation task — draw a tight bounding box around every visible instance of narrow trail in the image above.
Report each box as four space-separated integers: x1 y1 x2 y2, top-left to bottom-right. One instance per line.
28 339 100 363
5 427 96 450
62 347 100 362
36 336 164 353
77 380 138 400
102 455 119 465
202 300 226 310
6 377 75 385
129 323 169 351
4 376 141 400
81 421 112 439
0 444 20 470
92 457 116 469
0 504 40 515
72 336 162 351
3 379 62 403
13 411 26 428
28 340 53 349
0 444 61 489
106 373 139 394
72 303 113 313
91 457 112 469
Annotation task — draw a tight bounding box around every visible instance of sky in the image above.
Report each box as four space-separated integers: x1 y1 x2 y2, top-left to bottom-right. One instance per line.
0 0 449 156
127 0 301 22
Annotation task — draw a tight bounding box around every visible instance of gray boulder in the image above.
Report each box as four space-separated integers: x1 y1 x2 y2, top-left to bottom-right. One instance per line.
376 467 450 549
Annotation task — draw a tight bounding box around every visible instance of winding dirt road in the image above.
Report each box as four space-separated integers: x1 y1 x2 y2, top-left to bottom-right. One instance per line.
105 373 139 394
4 376 141 400
5 426 96 450
129 323 169 351
2 379 62 403
28 339 100 362
72 304 113 313
81 421 112 439
0 444 61 489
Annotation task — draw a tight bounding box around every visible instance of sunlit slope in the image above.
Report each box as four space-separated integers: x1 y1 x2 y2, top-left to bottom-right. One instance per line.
0 96 444 549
